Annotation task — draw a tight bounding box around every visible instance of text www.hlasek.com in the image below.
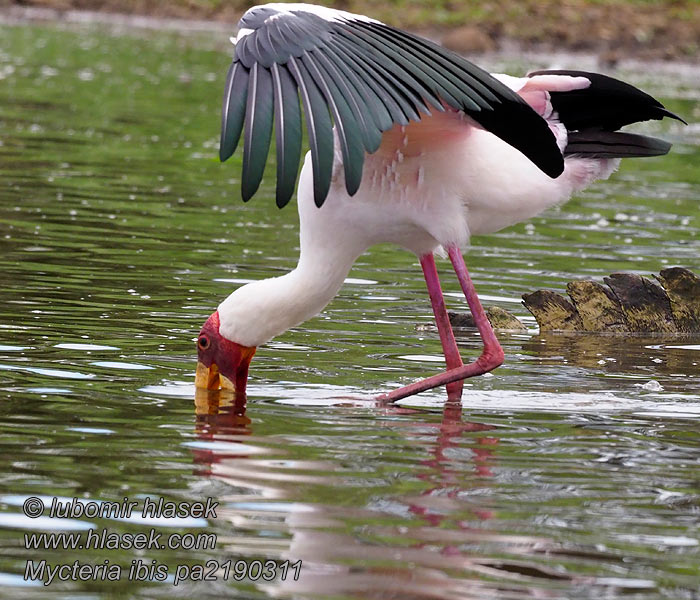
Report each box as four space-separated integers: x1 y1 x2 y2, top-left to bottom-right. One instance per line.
25 528 216 551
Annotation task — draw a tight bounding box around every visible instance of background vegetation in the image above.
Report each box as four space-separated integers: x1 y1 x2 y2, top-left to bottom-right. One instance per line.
2 0 699 59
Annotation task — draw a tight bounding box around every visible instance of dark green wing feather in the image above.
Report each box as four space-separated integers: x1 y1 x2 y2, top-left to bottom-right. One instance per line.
242 63 274 202
287 55 334 208
220 62 249 162
271 63 302 208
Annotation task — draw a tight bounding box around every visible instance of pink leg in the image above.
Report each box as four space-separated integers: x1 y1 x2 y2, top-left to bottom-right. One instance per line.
447 246 504 366
419 254 464 400
377 246 504 403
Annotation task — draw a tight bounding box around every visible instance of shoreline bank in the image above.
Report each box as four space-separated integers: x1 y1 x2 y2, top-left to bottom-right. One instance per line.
1 1 698 63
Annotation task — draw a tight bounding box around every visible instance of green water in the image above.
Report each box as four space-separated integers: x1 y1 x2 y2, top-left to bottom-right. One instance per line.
0 21 699 600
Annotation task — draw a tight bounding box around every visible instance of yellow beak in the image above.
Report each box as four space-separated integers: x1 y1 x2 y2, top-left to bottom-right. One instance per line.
195 361 235 391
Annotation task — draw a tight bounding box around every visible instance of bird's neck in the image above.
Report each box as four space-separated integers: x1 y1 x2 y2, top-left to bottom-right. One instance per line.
217 235 364 348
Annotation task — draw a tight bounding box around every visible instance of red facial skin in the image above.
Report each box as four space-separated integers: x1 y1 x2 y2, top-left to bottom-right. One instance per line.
196 311 256 395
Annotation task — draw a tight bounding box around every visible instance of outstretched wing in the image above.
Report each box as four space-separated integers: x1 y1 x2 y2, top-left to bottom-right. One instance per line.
221 4 565 208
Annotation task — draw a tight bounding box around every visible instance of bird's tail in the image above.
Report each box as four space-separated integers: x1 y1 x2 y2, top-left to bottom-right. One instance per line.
564 130 671 158
527 69 685 159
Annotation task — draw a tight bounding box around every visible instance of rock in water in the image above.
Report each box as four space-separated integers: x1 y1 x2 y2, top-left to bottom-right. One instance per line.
566 280 627 332
655 267 700 333
485 306 527 331
603 273 676 333
521 290 583 331
451 268 699 334
449 307 526 331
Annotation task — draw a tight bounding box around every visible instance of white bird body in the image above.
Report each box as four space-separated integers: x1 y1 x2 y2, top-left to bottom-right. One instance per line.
199 3 681 399
219 75 617 347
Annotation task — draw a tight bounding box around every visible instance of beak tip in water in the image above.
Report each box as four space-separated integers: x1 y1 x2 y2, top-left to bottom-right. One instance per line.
195 361 230 391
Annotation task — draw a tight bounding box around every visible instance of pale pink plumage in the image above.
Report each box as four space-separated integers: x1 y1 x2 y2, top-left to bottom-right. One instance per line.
199 3 680 401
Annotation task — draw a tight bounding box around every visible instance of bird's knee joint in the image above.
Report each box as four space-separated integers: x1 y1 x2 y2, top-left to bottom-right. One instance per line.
481 346 505 370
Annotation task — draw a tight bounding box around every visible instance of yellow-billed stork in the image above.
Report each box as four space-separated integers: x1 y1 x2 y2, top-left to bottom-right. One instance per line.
194 3 684 402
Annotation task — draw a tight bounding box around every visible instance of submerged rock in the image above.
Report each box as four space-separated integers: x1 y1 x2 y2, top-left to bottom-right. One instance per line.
448 267 700 334
448 306 526 331
655 267 700 333
603 273 676 333
521 267 700 333
520 290 583 331
566 280 627 332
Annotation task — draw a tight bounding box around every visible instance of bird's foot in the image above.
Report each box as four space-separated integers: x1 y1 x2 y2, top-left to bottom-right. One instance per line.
376 348 504 404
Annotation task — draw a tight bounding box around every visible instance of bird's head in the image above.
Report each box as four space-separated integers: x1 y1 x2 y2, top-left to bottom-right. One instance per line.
194 311 256 394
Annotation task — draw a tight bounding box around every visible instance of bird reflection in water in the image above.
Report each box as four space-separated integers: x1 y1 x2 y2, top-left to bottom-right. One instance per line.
406 400 499 528
190 391 575 598
194 390 249 439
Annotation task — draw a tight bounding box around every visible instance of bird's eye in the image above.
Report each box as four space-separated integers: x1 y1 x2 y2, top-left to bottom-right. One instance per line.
198 336 210 350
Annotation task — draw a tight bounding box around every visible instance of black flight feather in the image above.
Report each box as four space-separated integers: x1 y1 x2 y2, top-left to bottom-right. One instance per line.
527 69 687 131
241 63 274 202
565 131 672 158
